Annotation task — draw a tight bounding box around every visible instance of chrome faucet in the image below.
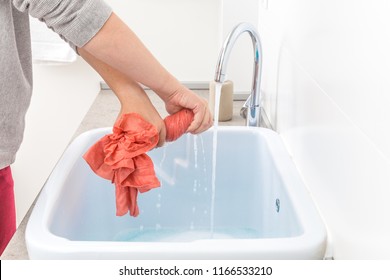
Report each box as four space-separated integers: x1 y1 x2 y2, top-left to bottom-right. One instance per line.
214 22 263 127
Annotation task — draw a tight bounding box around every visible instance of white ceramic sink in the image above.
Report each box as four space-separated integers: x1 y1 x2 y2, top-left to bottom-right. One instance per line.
26 126 327 259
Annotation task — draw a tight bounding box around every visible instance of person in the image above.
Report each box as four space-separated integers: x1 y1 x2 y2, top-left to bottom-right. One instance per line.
0 0 212 255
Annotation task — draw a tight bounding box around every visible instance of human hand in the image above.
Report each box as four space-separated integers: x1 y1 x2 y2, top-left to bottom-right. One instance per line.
163 86 213 134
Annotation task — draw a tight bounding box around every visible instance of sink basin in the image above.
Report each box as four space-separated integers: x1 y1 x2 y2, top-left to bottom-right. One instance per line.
26 126 327 259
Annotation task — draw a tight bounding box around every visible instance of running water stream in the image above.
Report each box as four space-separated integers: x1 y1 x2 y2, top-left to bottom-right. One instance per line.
210 82 222 237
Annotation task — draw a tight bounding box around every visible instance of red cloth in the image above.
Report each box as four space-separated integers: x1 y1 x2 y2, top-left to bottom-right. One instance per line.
0 166 16 256
164 109 194 142
83 109 194 217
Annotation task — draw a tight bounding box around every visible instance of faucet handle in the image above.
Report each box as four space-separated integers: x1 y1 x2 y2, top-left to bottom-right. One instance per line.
240 106 247 119
239 96 251 119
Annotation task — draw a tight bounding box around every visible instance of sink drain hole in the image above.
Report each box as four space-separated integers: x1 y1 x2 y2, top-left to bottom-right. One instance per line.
275 198 280 213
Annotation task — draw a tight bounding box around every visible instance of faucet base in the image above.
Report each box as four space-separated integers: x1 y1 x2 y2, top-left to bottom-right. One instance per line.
240 105 273 130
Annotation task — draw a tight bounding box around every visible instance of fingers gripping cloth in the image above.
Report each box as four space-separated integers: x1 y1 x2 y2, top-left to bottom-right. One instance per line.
164 109 194 142
83 109 194 217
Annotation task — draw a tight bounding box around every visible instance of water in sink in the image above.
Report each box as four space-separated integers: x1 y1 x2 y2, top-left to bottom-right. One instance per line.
113 227 259 242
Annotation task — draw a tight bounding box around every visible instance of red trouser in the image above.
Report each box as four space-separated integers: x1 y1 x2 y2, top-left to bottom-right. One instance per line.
0 166 16 256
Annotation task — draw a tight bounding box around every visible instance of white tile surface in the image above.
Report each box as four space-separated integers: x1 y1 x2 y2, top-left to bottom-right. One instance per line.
260 0 390 259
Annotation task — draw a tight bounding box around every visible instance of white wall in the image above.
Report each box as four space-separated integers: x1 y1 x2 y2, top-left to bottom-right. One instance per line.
106 0 259 92
106 0 221 82
220 0 260 93
259 0 390 259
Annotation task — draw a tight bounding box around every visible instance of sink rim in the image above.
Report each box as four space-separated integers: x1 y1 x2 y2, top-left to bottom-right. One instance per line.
25 126 327 259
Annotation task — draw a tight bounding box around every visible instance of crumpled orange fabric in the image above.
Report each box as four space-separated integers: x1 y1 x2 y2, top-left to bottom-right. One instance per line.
83 109 194 217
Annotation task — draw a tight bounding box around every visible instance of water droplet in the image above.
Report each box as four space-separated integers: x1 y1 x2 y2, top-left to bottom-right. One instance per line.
193 135 198 168
193 179 197 193
159 146 167 167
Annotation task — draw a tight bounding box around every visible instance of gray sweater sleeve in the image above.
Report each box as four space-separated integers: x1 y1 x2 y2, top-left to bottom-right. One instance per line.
13 0 112 48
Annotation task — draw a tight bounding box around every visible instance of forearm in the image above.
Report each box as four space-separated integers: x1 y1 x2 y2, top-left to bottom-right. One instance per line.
81 13 181 102
79 48 140 109
80 49 166 145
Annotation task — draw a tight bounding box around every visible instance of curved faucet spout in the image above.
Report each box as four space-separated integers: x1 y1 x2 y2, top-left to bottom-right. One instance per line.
214 22 262 127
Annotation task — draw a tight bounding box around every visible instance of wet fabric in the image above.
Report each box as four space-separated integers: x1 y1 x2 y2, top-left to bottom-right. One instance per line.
83 109 193 217
164 109 194 142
